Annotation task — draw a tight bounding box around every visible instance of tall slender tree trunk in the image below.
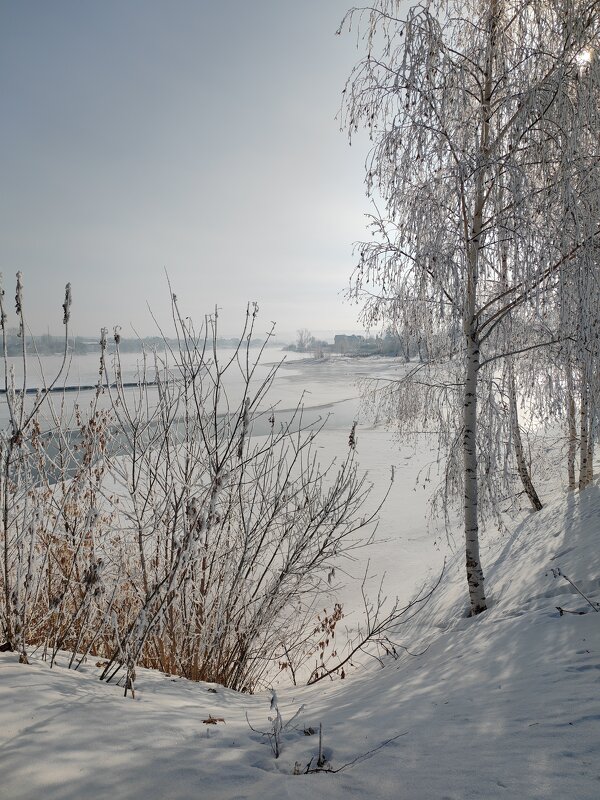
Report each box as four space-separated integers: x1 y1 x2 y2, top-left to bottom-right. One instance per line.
579 375 591 489
463 330 487 614
566 359 578 490
586 435 594 484
459 0 500 616
507 359 543 510
498 233 543 512
585 387 594 485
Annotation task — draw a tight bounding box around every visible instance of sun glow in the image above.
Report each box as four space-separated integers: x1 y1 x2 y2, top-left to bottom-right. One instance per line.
576 48 593 67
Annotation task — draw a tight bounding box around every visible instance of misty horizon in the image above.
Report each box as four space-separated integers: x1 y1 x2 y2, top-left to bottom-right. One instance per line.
0 1 386 338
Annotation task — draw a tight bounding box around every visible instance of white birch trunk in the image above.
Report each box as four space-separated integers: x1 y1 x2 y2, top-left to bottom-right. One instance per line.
463 330 486 614
579 377 590 490
586 436 594 485
460 0 497 616
507 359 543 511
585 389 594 486
566 360 578 490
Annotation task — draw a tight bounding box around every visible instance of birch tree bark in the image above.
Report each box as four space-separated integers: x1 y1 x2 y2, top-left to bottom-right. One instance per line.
566 356 578 491
506 359 543 511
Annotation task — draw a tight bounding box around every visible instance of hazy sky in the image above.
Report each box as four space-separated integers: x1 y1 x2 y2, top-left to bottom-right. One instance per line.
1 0 379 340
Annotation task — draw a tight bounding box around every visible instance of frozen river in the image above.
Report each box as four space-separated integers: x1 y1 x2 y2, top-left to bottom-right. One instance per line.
0 346 446 610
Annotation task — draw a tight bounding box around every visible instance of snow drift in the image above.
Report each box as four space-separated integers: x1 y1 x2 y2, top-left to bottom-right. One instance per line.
1 481 599 799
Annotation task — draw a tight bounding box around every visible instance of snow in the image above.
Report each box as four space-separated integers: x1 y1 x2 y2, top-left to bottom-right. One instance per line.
2 434 599 798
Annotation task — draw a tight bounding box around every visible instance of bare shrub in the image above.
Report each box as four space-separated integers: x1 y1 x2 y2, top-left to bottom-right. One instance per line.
0 280 382 692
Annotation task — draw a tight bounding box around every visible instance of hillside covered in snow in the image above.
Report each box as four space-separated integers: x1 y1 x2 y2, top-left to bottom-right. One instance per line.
2 482 599 800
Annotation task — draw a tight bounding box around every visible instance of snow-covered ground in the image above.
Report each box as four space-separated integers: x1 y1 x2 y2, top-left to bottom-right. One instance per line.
1 354 599 798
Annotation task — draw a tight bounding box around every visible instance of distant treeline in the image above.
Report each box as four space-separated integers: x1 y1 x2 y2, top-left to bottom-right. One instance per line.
2 334 269 357
285 331 426 359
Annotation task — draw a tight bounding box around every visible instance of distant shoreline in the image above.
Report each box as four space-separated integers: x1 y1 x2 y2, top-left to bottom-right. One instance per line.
0 380 161 395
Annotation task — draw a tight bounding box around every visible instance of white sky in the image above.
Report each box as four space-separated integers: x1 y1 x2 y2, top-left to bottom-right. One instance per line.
0 0 381 340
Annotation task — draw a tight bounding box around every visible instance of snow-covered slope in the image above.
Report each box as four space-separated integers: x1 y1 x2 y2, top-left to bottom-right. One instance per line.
1 485 599 799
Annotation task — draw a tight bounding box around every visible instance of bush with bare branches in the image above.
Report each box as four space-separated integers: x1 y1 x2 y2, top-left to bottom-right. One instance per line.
0 278 388 693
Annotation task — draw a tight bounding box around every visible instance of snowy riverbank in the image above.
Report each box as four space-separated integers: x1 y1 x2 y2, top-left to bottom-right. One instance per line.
2 479 599 799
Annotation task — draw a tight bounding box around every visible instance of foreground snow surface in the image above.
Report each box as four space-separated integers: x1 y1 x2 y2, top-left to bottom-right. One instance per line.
2 486 600 799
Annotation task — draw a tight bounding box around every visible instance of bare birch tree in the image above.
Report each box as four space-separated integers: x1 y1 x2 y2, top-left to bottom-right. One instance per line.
339 0 600 614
